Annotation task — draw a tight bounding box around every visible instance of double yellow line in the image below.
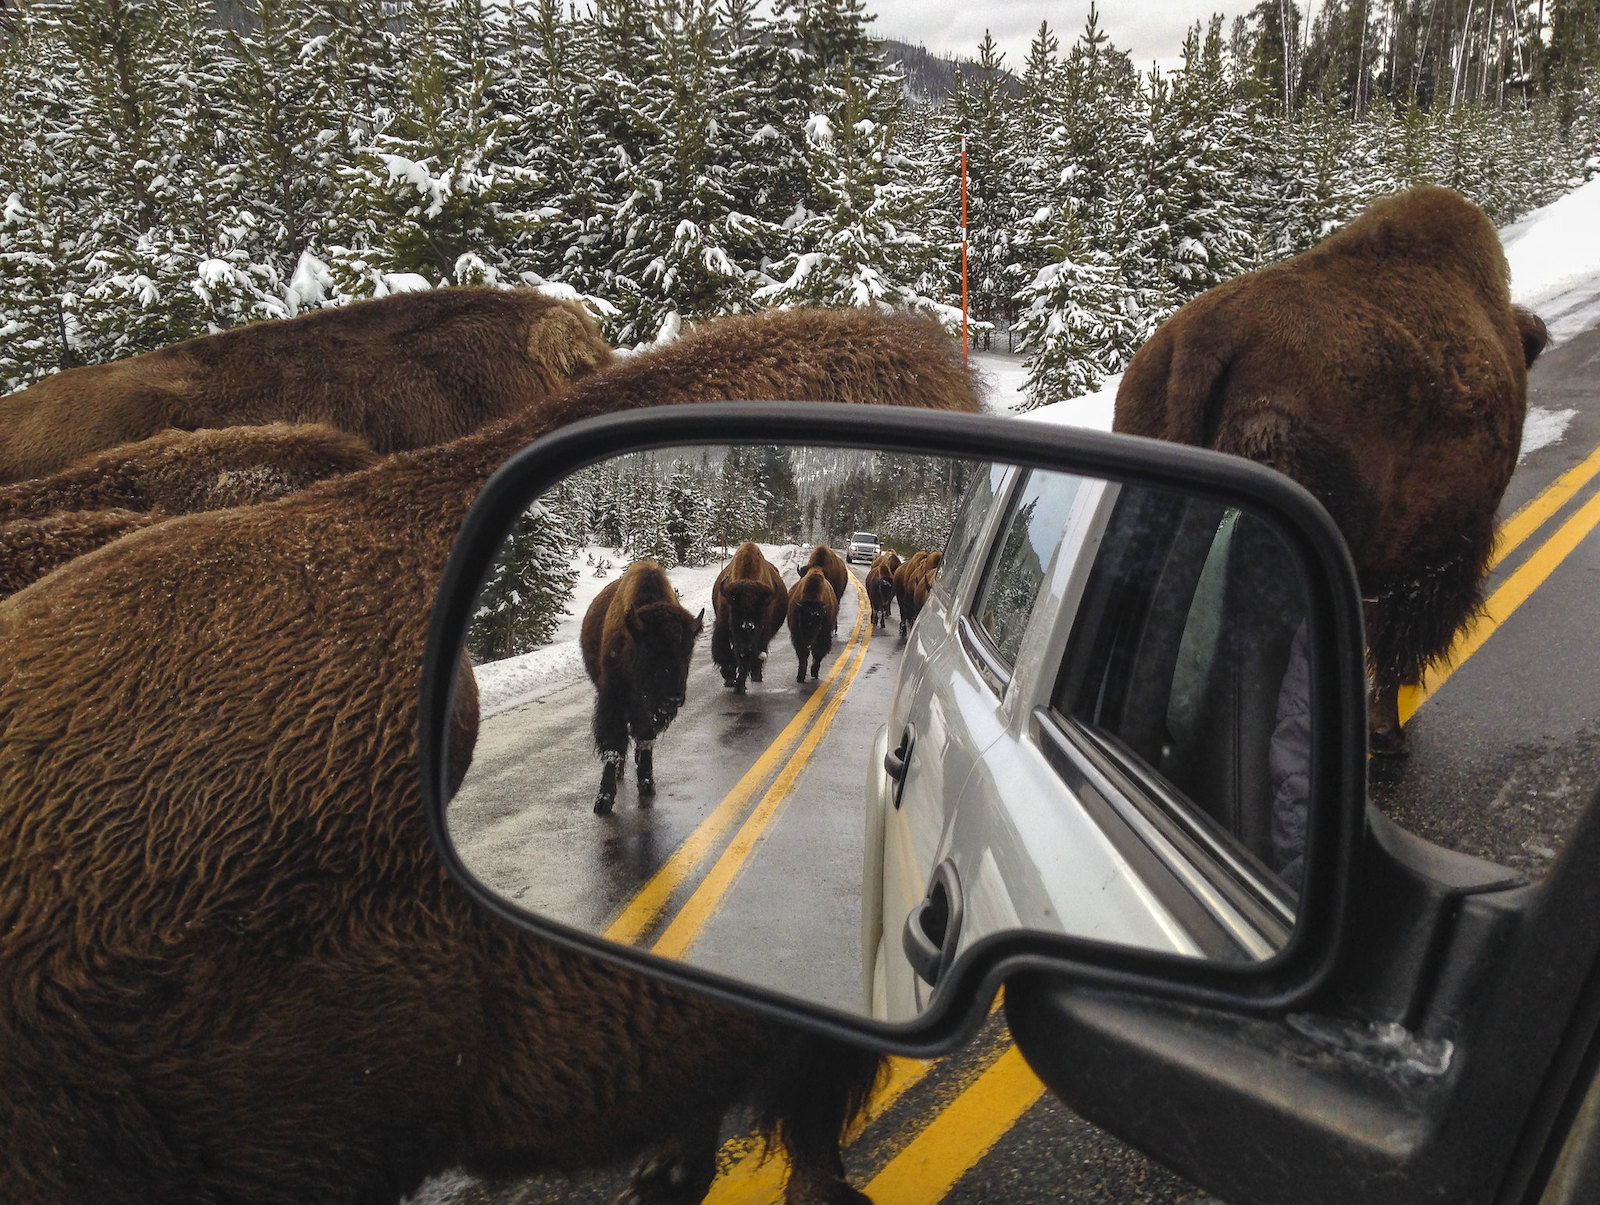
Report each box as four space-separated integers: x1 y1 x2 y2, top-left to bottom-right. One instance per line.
1400 437 1600 720
602 572 873 955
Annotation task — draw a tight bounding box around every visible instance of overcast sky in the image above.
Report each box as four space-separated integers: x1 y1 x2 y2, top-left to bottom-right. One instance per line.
868 0 1257 73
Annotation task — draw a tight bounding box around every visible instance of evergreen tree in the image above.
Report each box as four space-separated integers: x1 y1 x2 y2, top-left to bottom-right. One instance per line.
468 500 580 660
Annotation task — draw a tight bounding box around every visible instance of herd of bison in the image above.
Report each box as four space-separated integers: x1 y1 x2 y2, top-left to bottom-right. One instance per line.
0 184 1553 1202
580 531 944 816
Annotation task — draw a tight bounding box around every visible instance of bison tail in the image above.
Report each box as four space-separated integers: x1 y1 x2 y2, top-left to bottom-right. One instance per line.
1363 514 1496 690
751 1035 883 1177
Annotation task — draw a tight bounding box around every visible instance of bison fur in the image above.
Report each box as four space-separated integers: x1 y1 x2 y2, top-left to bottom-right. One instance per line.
580 559 703 815
1113 185 1548 753
0 287 612 483
0 304 978 1205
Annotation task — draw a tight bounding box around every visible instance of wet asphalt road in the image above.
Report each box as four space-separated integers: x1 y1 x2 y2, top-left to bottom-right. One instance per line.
418 320 1600 1205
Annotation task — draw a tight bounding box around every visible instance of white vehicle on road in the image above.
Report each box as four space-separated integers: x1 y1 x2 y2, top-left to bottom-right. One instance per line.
845 531 880 564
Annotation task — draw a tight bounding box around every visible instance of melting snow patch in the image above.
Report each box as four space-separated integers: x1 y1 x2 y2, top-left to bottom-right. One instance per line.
1521 406 1578 462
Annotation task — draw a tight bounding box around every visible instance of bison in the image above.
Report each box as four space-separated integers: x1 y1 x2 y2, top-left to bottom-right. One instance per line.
711 541 789 693
0 305 979 1205
0 508 162 598
893 550 941 635
803 543 849 601
580 559 703 815
0 423 379 523
0 425 383 594
864 552 901 629
1113 184 1548 754
0 286 612 483
787 567 840 682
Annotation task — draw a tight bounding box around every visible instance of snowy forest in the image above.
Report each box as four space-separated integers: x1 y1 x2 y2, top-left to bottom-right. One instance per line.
2 0 1599 409
468 444 969 659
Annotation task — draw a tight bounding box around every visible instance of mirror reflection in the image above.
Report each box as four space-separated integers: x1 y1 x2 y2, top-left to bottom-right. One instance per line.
446 445 1313 1022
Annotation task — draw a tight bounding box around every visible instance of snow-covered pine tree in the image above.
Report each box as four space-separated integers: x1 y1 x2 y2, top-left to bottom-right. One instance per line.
604 0 759 344
945 33 1024 348
328 0 538 294
467 499 581 660
1013 5 1145 406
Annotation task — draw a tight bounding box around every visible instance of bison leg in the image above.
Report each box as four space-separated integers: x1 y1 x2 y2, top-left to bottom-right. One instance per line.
635 739 656 799
810 653 822 680
796 654 807 683
760 1038 881 1205
1368 679 1407 757
615 1119 720 1205
751 650 765 683
595 751 624 815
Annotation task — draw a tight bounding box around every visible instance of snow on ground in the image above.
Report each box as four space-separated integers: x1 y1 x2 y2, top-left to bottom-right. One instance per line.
974 175 1600 449
471 542 809 719
1502 176 1600 340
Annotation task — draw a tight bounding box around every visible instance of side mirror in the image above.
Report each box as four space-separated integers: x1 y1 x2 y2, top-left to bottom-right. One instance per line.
420 403 1367 1054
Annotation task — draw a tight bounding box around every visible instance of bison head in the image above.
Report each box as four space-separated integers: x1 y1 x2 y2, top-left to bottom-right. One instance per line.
626 603 704 733
717 579 774 661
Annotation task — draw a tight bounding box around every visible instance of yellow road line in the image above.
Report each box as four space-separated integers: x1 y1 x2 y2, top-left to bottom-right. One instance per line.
601 580 870 945
862 1046 1046 1204
653 581 873 958
1491 439 1600 570
702 1055 936 1204
1400 480 1600 721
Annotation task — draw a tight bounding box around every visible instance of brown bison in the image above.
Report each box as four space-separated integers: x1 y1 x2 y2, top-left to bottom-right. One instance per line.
0 508 162 598
803 543 849 601
0 305 978 1204
864 551 901 629
0 423 379 522
711 540 789 693
0 286 611 483
579 559 703 815
787 567 840 682
0 425 382 597
1113 184 1548 753
893 550 941 635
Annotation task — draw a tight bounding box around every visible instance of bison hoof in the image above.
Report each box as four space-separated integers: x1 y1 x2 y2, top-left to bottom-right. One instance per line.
594 791 616 816
751 665 763 682
616 1150 714 1205
638 776 656 797
1369 725 1409 757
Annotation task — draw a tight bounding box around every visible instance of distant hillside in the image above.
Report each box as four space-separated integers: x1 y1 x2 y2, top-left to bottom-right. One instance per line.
879 37 1019 106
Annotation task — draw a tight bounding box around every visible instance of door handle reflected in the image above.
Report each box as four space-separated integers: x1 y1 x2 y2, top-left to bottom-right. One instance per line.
903 859 963 988
884 724 916 809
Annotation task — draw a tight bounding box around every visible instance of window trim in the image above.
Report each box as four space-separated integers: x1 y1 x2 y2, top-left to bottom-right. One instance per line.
1035 708 1295 959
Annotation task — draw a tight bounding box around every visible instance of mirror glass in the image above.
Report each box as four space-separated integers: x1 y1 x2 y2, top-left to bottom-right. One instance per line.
445 444 1315 1022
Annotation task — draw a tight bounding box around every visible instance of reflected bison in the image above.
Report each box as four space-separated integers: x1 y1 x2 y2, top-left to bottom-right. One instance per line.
865 552 901 629
1114 185 1548 753
894 550 941 635
711 540 788 693
580 558 703 815
0 305 979 1204
787 567 840 682
803 543 849 607
0 287 611 483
